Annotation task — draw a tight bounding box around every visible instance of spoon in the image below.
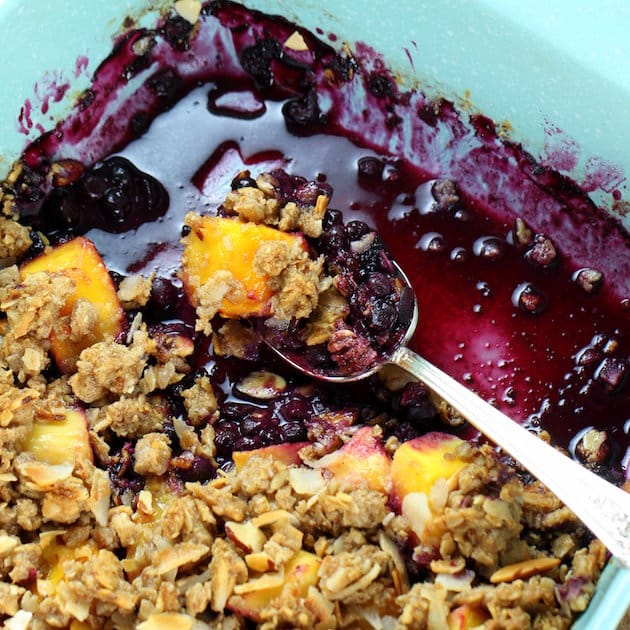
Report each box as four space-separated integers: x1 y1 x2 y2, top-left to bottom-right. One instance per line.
263 260 630 569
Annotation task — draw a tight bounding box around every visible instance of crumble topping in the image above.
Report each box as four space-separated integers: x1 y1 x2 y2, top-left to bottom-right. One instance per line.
0 169 609 629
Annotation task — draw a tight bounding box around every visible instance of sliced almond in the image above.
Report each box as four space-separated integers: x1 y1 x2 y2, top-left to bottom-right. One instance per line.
4 610 33 630
401 492 431 538
435 569 475 592
137 612 195 630
252 509 298 528
0 534 19 556
245 551 276 572
88 467 111 526
136 489 154 516
288 467 325 496
173 0 202 25
429 557 466 575
379 532 409 594
283 30 309 52
155 542 209 575
233 571 285 594
225 521 266 554
17 461 73 487
490 556 561 584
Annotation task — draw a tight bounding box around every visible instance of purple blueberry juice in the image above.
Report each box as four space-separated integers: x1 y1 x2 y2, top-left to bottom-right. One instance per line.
9 1 630 481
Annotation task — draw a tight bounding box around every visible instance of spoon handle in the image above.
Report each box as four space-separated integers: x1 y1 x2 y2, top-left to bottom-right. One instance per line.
391 346 630 568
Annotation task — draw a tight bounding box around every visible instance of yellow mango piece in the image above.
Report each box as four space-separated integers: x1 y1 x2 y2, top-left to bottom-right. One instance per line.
20 236 125 373
181 215 307 318
25 407 92 466
228 550 321 621
390 432 466 507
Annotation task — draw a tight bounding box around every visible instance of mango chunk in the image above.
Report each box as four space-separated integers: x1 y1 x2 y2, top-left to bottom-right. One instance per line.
20 236 125 373
321 426 392 493
228 550 321 621
25 407 92 466
181 215 308 318
232 442 308 473
390 432 466 507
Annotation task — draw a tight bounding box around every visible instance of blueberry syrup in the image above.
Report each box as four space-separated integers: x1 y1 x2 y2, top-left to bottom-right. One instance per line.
7 1 630 481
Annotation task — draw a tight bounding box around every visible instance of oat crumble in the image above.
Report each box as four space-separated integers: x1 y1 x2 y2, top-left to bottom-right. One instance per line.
0 169 610 629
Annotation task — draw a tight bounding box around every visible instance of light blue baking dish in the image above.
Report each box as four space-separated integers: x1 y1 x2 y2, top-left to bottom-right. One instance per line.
1 0 628 626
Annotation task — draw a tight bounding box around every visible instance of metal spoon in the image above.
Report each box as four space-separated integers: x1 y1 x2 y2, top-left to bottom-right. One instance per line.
263 260 630 568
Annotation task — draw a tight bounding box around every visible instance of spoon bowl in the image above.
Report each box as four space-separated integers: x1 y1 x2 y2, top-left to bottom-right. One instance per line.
262 259 630 568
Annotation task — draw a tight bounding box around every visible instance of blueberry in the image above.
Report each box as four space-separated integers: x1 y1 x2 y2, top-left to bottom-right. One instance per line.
322 208 343 229
345 220 370 241
369 299 398 332
240 39 282 87
280 420 307 442
282 89 324 130
160 15 194 51
357 156 384 182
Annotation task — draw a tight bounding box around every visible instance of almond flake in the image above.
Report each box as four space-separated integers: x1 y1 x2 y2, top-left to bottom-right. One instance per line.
288 467 325 495
0 534 19 556
88 467 112 526
283 30 309 52
252 509 298 527
174 0 201 25
245 551 276 572
155 542 209 575
225 520 266 553
435 569 475 592
18 461 73 487
137 612 195 630
233 571 285 594
4 610 33 630
490 556 561 584
379 532 409 593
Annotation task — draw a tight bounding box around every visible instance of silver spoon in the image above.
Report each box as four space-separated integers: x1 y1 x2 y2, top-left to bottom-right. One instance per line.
263 260 630 568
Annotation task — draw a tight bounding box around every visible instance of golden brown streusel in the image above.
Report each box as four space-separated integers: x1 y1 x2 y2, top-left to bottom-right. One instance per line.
0 172 608 630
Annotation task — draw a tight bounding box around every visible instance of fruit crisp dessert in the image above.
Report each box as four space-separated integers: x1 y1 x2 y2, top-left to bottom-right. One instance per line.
1 1 629 629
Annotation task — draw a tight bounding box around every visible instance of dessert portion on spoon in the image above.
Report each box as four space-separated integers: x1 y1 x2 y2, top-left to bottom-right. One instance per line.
182 168 630 570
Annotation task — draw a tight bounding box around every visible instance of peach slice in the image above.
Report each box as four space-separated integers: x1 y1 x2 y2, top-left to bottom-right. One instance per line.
318 426 392 493
25 407 92 466
390 432 466 508
232 442 308 473
447 604 491 629
180 215 308 318
228 550 321 621
20 236 125 373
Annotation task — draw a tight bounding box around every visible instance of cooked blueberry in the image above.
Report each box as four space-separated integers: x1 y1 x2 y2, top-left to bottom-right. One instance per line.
240 39 282 86
474 236 506 262
231 170 257 190
345 220 371 241
282 89 324 130
322 207 343 229
357 156 384 182
160 15 194 51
